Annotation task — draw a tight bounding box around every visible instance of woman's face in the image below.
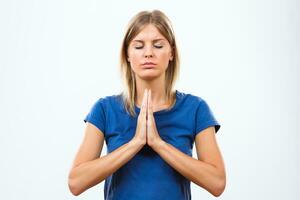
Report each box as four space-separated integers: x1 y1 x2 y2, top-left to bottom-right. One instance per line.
127 24 173 81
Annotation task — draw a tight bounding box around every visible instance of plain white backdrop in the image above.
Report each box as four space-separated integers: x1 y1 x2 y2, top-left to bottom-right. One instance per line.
0 0 299 199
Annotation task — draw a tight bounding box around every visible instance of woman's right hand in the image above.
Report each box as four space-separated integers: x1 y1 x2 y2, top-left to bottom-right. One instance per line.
132 89 148 146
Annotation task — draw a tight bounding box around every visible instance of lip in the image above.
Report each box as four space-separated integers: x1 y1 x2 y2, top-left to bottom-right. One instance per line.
142 62 156 66
142 62 156 69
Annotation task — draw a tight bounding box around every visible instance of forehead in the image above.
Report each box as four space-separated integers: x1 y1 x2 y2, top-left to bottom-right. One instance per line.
132 24 166 41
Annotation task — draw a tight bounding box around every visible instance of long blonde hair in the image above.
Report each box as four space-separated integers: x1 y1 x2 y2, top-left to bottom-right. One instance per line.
120 10 180 117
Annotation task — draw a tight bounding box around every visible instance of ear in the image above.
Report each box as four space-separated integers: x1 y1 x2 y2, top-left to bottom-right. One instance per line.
169 47 174 61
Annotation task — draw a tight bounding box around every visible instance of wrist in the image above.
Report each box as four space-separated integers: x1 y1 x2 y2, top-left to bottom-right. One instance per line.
130 138 146 148
150 138 166 151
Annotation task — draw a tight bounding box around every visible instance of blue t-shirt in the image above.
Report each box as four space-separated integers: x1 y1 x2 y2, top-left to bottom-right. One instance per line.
84 90 221 200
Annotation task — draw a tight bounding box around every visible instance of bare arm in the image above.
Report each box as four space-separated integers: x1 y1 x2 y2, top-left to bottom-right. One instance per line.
69 91 148 195
151 126 226 197
68 122 144 196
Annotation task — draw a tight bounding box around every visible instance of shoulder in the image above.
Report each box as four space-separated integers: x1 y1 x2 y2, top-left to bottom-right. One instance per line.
92 92 123 110
176 90 207 107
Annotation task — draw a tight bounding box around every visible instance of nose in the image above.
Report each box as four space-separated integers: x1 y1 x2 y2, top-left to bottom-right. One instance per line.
144 46 153 58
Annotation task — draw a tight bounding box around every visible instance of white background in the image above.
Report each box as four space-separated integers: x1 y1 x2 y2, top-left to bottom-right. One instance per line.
0 0 299 199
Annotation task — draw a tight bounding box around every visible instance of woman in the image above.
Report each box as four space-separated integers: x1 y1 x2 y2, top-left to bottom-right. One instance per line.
68 10 226 199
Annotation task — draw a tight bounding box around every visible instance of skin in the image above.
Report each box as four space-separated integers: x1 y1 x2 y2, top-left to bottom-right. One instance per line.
144 89 226 197
127 24 173 110
68 24 226 197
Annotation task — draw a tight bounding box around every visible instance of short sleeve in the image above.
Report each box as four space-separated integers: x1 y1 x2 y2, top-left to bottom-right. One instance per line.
84 98 106 135
194 98 221 136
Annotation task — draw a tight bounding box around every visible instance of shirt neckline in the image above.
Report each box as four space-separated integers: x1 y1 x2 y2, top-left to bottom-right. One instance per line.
134 90 180 115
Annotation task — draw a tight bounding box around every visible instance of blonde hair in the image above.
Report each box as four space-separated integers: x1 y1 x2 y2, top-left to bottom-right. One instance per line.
120 10 180 117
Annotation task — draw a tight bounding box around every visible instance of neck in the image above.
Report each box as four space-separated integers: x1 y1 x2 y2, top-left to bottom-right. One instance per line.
135 74 168 107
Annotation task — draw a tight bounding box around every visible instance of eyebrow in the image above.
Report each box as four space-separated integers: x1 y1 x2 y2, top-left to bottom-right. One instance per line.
132 38 166 43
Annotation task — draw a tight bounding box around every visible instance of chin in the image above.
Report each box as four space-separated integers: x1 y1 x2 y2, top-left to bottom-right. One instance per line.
138 72 161 81
140 75 158 81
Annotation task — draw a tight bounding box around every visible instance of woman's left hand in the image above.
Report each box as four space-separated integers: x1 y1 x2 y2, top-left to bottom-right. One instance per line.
146 89 163 147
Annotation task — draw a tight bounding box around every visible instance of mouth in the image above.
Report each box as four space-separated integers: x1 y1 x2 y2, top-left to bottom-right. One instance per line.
142 62 156 69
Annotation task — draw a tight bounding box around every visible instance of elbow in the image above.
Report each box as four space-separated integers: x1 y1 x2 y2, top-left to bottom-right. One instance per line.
68 172 83 196
68 178 81 196
195 174 226 197
211 176 226 197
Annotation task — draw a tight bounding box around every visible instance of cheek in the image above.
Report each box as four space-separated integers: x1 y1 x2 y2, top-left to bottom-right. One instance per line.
131 54 140 62
128 52 142 69
159 52 172 63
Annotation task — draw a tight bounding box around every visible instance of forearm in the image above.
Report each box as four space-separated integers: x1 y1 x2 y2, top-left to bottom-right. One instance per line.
152 140 225 197
68 139 144 196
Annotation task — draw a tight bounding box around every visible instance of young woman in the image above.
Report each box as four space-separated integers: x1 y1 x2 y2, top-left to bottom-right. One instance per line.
68 10 226 199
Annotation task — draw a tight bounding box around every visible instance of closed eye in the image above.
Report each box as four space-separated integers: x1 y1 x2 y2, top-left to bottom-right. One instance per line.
154 45 163 48
134 45 163 49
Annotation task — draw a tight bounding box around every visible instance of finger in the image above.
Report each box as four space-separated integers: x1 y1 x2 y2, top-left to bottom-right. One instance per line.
141 89 148 116
148 89 153 116
148 90 156 124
